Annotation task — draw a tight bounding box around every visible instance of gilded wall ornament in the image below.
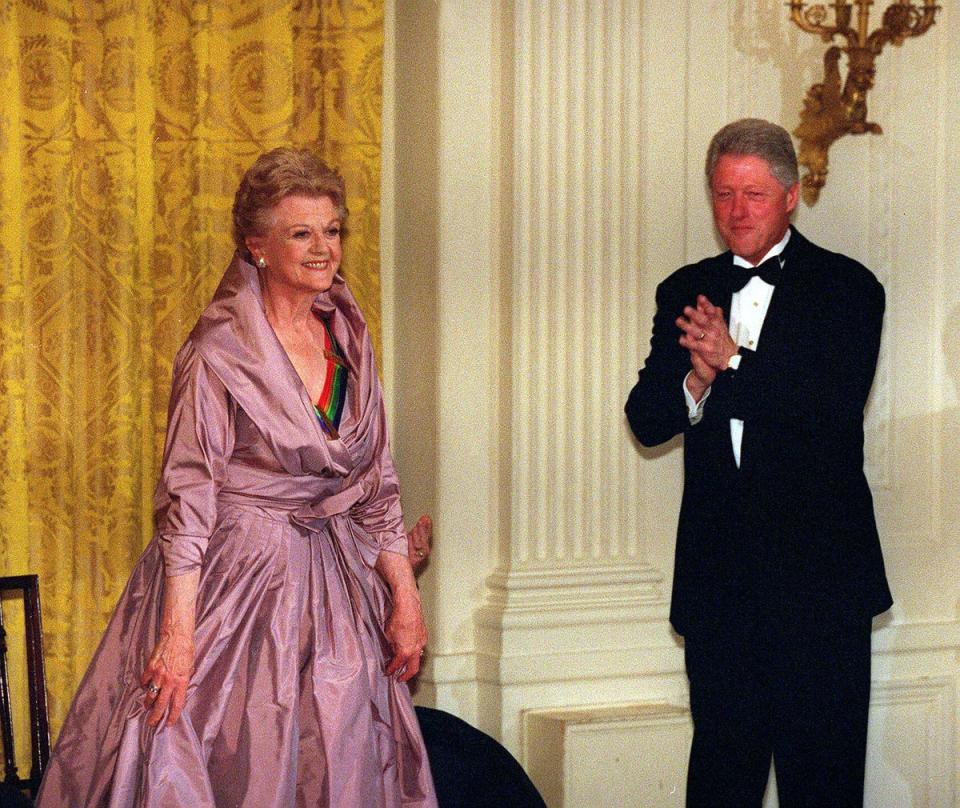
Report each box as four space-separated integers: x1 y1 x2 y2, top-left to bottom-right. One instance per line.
788 1 940 205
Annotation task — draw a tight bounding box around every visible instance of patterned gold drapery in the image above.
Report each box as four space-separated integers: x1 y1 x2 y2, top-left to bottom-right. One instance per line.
0 0 384 750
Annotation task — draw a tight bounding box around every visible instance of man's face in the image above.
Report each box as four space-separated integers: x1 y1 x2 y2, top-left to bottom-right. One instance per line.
710 154 799 266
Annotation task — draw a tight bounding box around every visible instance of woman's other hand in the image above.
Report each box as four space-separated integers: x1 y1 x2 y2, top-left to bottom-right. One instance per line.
140 628 195 726
140 569 199 726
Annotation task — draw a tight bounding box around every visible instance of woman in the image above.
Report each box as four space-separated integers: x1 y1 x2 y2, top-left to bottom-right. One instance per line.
37 149 438 807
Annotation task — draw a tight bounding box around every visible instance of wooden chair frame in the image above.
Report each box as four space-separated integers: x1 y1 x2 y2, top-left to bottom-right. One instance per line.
0 575 50 798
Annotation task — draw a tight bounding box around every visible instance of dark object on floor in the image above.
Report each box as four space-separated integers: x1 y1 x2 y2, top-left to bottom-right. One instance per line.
0 575 50 804
0 781 33 808
415 706 546 808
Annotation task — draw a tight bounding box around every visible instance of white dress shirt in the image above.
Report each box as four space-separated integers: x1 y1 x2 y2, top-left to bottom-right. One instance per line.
684 229 791 467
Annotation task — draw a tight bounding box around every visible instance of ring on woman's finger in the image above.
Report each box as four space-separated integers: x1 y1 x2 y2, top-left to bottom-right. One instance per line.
147 683 160 695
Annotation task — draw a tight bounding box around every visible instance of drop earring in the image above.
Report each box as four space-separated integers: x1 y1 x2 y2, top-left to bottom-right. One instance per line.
257 256 266 270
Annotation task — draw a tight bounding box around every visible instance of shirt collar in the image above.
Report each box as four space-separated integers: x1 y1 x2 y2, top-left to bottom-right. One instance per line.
732 227 791 269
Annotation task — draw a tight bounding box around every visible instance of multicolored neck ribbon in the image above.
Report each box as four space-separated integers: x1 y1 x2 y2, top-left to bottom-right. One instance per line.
314 316 348 438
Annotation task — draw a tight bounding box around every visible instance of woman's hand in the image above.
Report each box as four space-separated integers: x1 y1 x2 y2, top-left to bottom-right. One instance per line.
376 549 428 681
383 589 428 682
140 569 199 726
140 628 195 726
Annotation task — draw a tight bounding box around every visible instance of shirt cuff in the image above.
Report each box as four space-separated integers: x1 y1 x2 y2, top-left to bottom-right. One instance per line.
727 352 742 371
682 372 711 425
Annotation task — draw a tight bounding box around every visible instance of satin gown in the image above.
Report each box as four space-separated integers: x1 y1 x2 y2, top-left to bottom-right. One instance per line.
36 254 438 808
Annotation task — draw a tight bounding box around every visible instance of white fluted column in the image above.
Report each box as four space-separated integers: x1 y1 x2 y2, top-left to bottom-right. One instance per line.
478 0 664 629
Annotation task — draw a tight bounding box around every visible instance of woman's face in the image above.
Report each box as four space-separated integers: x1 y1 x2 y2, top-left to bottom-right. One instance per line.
245 194 343 297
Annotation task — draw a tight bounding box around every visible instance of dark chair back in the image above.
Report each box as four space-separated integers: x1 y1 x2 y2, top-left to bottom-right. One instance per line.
415 706 547 808
0 575 50 800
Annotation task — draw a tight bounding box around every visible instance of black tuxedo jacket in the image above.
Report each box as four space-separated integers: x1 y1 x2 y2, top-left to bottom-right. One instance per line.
625 228 892 636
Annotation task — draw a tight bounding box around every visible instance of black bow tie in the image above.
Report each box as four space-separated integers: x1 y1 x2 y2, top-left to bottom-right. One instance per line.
728 256 782 293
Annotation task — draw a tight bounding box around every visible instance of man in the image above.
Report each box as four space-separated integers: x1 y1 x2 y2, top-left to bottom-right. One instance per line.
625 119 891 807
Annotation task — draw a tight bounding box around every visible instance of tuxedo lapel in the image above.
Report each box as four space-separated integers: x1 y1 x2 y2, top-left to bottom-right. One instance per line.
746 227 811 362
737 228 811 476
702 252 735 327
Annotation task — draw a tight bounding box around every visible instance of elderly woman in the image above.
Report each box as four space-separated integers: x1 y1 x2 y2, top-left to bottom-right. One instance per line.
37 149 438 807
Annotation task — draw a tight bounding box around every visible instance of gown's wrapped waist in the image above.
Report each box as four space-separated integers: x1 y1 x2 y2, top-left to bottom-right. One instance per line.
216 482 365 533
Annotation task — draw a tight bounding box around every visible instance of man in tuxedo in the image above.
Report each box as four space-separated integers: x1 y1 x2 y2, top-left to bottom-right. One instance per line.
624 119 891 807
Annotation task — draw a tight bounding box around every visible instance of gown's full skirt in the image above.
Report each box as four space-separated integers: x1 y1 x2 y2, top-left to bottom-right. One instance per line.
36 501 436 808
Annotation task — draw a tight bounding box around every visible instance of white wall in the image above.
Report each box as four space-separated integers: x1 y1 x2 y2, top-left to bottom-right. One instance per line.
383 2 960 806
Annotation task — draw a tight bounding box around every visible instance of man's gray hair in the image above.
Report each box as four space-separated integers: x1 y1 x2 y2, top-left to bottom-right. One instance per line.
705 118 799 190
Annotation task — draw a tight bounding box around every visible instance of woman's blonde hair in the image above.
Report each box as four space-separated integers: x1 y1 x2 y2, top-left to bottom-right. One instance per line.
232 148 348 256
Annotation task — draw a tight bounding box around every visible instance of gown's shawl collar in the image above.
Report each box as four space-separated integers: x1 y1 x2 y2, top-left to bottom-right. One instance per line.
189 252 363 479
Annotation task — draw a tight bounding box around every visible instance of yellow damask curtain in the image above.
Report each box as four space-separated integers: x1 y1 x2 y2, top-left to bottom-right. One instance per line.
0 0 384 751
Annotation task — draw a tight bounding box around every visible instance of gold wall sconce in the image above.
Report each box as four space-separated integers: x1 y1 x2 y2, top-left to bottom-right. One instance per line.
788 1 940 205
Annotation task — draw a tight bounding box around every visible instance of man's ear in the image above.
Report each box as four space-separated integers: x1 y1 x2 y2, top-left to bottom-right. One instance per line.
785 182 800 215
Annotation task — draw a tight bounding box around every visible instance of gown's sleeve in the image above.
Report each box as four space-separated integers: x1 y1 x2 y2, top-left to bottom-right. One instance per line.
346 331 408 567
350 434 408 565
154 340 236 576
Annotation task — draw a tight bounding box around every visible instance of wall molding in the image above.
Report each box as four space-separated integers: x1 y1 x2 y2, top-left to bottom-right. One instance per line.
867 676 955 808
478 563 666 620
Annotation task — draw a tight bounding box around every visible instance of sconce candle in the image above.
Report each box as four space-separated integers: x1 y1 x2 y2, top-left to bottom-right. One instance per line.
788 0 940 204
